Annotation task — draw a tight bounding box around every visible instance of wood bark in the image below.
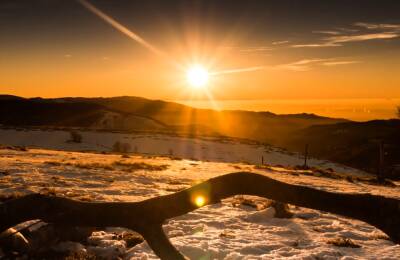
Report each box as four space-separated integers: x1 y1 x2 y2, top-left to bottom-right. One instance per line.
1 172 399 259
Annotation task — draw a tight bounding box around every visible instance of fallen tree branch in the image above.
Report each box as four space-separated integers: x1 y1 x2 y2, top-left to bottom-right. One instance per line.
1 172 399 259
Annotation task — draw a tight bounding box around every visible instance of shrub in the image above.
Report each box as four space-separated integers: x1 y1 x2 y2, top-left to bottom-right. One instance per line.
112 141 131 153
69 131 82 143
327 237 361 248
113 161 169 172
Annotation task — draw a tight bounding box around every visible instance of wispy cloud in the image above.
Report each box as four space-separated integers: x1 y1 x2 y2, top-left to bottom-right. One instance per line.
354 22 400 30
322 60 360 66
326 32 399 44
292 42 341 48
211 66 266 75
272 40 289 45
212 58 361 75
240 46 273 52
239 41 289 52
274 59 330 71
293 22 400 48
335 27 359 33
312 30 341 35
275 58 361 71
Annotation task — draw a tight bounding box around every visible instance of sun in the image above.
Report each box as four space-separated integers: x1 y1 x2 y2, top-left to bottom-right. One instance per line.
186 65 209 88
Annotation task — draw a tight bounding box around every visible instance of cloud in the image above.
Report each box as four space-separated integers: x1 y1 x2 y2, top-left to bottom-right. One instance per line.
293 22 400 48
240 46 273 52
213 60 323 74
354 22 400 30
211 58 361 75
335 27 359 33
326 32 399 43
312 30 341 35
211 66 266 75
272 40 289 45
275 58 361 71
322 60 360 66
239 41 289 52
274 58 331 71
292 42 342 48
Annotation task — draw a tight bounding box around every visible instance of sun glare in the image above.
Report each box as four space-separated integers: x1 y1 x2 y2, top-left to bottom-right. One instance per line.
194 195 206 207
186 65 209 88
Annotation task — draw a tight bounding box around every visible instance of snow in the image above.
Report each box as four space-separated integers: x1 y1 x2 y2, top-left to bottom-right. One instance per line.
0 128 368 177
1 145 400 259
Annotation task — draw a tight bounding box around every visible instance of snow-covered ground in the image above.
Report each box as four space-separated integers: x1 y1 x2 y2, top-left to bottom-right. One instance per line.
1 148 399 259
0 128 367 177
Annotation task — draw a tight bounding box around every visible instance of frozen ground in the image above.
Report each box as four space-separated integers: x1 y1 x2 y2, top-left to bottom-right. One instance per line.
0 128 367 177
0 148 399 259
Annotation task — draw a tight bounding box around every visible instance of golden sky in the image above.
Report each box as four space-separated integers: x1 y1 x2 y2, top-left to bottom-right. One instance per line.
0 0 400 117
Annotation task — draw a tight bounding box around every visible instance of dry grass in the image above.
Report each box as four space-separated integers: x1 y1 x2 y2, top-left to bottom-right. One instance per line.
73 162 115 171
0 191 26 202
112 161 169 172
44 161 63 166
326 237 361 248
44 160 169 172
254 164 274 171
0 145 28 152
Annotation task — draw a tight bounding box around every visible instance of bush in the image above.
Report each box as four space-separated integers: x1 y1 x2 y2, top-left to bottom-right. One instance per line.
327 237 360 248
69 131 82 143
112 141 131 153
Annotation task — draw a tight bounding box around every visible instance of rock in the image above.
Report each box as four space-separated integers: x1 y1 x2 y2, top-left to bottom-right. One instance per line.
269 201 293 218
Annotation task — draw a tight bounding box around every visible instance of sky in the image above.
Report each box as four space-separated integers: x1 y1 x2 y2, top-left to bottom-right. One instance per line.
0 0 399 119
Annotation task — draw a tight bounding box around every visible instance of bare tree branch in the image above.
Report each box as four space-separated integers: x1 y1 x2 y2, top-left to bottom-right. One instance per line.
1 172 399 259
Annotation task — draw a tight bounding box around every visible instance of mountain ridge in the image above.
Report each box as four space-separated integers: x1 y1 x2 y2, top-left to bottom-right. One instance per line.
1 95 398 177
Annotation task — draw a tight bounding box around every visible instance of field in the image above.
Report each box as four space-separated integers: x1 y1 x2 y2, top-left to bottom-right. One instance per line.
1 137 400 259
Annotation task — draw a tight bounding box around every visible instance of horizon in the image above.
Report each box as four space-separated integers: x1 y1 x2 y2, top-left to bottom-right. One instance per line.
2 93 399 121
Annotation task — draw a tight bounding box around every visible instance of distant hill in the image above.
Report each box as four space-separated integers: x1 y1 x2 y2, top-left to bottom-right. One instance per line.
284 119 400 178
0 99 104 127
0 95 25 100
6 95 398 177
57 96 348 144
0 95 347 142
0 97 168 131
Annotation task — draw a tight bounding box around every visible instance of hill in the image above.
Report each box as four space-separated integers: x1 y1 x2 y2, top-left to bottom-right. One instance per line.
0 95 346 141
4 95 399 177
284 120 400 178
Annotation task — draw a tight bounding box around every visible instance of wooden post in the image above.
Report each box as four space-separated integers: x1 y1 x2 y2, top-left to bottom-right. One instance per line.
378 140 385 181
261 156 264 165
304 144 309 168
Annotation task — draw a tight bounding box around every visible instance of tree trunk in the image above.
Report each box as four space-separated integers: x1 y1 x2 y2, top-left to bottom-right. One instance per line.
1 172 399 259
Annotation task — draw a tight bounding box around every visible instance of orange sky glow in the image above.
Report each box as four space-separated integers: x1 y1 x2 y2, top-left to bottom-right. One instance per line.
0 0 399 120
